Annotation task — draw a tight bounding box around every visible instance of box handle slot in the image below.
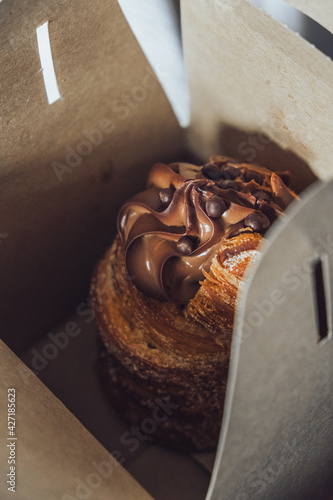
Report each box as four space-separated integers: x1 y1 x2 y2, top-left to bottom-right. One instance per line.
312 254 332 343
36 21 61 105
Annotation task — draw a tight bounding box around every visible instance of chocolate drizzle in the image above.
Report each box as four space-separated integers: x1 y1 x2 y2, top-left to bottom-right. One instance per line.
117 156 297 304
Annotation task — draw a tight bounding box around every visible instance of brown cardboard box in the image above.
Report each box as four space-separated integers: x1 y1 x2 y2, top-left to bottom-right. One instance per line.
1 0 332 499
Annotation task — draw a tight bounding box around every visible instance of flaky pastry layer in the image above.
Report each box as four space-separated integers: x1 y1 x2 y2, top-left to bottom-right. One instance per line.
91 232 262 451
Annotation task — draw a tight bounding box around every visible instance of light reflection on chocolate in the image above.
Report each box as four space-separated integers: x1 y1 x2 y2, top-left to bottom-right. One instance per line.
118 157 297 304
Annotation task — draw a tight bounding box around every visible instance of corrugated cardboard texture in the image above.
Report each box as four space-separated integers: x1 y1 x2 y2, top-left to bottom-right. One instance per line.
0 340 153 500
208 180 333 499
0 0 183 352
285 0 333 33
181 0 333 182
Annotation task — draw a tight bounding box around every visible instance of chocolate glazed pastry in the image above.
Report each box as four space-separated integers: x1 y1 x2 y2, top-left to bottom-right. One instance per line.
91 156 297 451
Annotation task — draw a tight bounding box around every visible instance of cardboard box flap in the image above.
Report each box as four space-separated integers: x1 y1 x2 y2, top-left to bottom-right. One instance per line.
208 179 333 499
181 0 333 182
0 340 153 500
285 0 333 34
0 0 183 352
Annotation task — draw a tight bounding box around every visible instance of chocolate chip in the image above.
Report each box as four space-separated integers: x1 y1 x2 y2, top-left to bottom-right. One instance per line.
177 235 196 255
205 196 227 218
202 163 220 180
243 170 265 184
221 165 242 180
255 190 270 207
276 171 291 186
244 211 270 232
159 187 174 207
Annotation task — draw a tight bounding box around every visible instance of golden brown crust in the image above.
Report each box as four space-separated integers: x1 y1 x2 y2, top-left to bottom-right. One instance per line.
91 232 262 451
186 232 262 340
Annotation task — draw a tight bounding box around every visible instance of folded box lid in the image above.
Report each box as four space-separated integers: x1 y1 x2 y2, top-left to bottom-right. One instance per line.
0 0 183 351
182 0 333 182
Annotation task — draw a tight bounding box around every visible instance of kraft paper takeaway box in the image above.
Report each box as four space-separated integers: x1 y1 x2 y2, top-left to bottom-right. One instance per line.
0 0 332 499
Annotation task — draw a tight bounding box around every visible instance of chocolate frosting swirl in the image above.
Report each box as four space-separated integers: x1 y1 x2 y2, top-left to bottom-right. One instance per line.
118 156 297 304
